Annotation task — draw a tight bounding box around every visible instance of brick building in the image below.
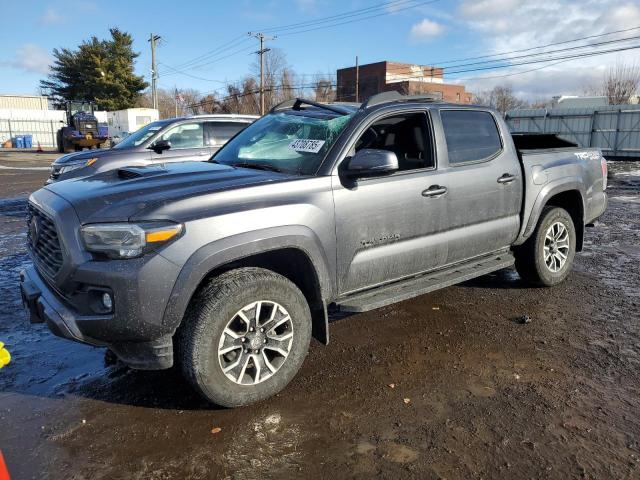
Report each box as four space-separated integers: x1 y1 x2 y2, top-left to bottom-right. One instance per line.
336 61 472 104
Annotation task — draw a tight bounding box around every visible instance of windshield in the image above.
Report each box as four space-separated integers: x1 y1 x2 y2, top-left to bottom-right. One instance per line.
213 111 353 175
112 121 166 149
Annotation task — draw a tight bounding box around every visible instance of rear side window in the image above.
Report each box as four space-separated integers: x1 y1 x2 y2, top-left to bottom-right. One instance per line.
205 121 249 146
441 110 502 164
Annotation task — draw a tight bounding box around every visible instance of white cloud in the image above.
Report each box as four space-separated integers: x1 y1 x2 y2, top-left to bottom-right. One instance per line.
459 0 520 19
39 7 63 25
601 3 640 30
453 0 640 99
410 19 444 41
5 44 51 75
295 0 318 13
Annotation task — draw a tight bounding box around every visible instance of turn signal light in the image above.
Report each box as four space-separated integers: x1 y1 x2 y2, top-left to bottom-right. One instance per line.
145 226 182 243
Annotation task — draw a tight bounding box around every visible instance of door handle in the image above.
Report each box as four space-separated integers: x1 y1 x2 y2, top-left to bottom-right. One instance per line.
497 173 515 184
422 185 448 197
197 151 208 156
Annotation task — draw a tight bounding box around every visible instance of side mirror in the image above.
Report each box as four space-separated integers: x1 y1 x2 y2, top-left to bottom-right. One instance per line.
150 139 171 153
345 149 399 177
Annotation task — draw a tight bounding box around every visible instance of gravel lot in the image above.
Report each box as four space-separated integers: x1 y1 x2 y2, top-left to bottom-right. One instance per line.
0 150 638 479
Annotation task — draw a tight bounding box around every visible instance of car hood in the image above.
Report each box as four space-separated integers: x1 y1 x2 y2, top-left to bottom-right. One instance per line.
43 161 293 223
53 147 138 165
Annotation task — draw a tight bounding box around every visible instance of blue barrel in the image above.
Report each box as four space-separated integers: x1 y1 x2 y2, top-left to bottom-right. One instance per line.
23 134 33 149
13 136 24 149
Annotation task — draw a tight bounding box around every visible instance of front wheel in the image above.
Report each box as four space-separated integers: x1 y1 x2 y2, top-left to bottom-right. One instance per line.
178 267 312 407
514 206 576 286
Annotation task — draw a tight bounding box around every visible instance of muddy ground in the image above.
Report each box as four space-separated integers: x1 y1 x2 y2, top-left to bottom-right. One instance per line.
0 150 638 480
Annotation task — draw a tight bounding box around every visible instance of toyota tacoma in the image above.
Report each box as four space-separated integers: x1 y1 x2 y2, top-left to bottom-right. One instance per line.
20 92 608 407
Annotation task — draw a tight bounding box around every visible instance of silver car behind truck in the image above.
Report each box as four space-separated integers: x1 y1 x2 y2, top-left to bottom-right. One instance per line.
20 92 607 407
48 114 258 183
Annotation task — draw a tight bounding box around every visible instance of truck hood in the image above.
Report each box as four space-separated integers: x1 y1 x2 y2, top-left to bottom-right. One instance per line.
53 147 137 165
43 161 292 223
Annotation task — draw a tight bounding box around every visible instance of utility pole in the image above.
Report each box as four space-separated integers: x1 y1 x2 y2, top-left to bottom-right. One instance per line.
249 32 276 115
355 56 360 103
174 87 179 117
149 33 161 110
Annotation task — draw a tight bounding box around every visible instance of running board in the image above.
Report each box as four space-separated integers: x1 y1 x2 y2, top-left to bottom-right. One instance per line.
336 252 515 313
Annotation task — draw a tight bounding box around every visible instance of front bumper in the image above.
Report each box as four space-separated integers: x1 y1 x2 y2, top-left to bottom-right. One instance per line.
20 265 174 370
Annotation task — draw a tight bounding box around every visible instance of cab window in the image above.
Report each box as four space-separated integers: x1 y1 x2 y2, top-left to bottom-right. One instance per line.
441 110 502 164
354 112 434 171
205 122 248 146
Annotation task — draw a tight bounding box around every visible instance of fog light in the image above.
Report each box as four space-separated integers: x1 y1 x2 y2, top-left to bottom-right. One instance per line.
102 292 113 311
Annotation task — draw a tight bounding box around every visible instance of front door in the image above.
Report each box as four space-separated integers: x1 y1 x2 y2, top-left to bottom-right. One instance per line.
332 110 450 295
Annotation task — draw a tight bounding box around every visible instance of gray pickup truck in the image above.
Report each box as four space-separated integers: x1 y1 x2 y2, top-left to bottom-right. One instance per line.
20 92 607 407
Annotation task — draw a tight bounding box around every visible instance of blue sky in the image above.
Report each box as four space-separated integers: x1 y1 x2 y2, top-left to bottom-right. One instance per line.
1 0 639 100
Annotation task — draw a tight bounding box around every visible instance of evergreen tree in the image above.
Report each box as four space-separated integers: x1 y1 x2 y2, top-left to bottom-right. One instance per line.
40 29 148 110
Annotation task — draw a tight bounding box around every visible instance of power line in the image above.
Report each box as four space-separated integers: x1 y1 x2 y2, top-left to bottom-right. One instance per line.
381 32 640 76
429 25 640 66
158 0 434 75
158 44 255 77
190 40 640 107
276 0 441 37
262 0 425 33
171 34 251 70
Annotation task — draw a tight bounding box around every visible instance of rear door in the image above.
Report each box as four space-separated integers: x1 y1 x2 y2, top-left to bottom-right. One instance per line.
150 121 210 163
437 109 522 264
332 109 450 295
204 121 250 154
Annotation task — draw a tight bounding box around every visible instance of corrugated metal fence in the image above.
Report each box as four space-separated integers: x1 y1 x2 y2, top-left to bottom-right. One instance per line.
0 119 59 148
506 104 640 158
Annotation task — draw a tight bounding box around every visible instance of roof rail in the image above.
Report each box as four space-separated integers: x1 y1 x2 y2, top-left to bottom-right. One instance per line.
270 98 353 115
362 91 442 109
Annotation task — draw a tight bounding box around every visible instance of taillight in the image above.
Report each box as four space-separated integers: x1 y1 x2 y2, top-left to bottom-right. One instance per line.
601 156 608 190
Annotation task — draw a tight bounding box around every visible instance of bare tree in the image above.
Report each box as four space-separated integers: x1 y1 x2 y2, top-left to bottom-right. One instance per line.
314 77 335 102
199 93 223 114
473 85 528 116
177 88 201 115
136 88 181 119
602 63 640 105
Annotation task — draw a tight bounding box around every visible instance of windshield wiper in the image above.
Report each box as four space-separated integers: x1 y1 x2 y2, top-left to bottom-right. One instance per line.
230 162 286 173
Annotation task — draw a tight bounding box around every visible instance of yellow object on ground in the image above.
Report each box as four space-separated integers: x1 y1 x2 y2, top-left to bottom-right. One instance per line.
0 342 10 368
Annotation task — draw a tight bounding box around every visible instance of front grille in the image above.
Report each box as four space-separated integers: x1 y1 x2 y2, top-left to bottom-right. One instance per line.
27 204 63 277
78 120 97 135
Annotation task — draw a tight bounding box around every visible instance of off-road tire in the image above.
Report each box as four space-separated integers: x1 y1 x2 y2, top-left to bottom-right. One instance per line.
514 206 576 287
56 131 64 153
178 267 312 407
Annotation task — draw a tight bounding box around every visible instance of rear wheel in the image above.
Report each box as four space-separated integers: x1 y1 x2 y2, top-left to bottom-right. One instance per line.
56 131 64 153
514 206 576 286
178 267 312 407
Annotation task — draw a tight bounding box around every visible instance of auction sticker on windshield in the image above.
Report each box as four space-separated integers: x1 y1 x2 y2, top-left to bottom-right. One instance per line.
289 139 325 153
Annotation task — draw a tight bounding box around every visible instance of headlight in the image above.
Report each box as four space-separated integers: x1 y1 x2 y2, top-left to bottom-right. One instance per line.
81 223 183 259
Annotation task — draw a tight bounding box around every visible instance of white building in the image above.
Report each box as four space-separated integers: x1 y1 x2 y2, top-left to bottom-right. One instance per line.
549 96 609 109
0 94 49 110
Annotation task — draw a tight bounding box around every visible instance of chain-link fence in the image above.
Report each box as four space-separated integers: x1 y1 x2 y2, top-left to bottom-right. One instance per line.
0 119 59 148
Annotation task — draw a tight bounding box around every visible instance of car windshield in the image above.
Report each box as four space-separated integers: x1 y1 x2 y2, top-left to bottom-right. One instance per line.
212 111 353 175
112 121 166 149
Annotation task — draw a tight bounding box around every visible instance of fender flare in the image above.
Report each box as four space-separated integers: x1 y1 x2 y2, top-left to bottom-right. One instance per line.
161 225 334 342
517 178 586 244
